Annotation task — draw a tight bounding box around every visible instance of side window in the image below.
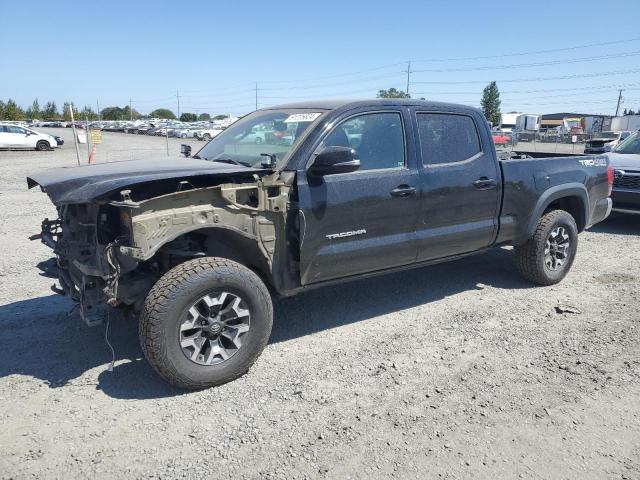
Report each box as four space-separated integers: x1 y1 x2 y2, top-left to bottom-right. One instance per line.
322 112 405 171
8 126 25 134
417 113 481 165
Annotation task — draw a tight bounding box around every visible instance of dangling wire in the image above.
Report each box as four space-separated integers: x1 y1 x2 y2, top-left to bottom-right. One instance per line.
105 311 115 373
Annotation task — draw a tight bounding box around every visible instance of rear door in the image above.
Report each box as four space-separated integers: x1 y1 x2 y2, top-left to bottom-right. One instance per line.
297 108 420 284
412 109 501 261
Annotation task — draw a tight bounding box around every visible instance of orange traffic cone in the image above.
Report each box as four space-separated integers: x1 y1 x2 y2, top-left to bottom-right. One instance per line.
88 145 97 164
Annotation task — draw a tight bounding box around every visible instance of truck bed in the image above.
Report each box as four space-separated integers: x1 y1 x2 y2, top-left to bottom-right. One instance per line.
495 153 610 245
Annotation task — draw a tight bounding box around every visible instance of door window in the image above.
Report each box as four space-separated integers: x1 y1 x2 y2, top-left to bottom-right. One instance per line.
7 126 25 134
321 112 405 170
417 113 481 165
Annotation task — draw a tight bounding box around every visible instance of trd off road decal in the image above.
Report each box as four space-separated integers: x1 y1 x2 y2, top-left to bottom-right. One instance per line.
578 158 607 167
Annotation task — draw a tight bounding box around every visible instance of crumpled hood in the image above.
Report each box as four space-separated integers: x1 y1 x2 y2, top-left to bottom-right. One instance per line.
605 152 640 171
27 157 265 205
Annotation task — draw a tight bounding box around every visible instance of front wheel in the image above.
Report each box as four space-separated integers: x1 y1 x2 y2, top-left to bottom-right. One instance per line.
36 140 50 151
514 209 578 285
139 257 273 390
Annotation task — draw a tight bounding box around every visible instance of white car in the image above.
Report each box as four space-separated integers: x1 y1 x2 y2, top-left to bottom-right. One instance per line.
0 124 59 151
195 128 223 141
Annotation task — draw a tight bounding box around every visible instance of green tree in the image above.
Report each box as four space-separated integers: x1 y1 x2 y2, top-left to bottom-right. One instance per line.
149 108 176 119
122 105 141 120
62 102 76 121
623 108 628 115
0 100 5 120
101 106 124 120
42 101 60 120
198 113 211 121
180 112 197 122
481 81 501 126
627 109 635 115
4 99 25 121
377 88 410 98
26 98 41 119
213 114 229 120
78 105 98 121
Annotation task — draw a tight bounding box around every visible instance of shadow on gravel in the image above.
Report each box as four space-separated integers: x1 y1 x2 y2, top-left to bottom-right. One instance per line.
588 212 640 236
0 248 526 398
0 294 181 400
270 247 527 343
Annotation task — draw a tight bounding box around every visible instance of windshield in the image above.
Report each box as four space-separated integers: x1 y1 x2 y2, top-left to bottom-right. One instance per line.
195 109 326 168
596 131 618 139
614 131 640 154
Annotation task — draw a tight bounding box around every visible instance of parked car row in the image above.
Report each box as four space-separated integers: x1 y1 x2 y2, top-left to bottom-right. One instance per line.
86 121 226 141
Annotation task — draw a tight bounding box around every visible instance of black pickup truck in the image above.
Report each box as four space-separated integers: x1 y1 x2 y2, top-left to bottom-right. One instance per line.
27 99 613 389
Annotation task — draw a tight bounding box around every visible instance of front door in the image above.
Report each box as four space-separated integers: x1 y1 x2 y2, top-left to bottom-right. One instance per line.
298 110 420 284
413 110 501 261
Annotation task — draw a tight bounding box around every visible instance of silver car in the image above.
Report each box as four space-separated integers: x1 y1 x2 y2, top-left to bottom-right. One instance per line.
606 131 640 214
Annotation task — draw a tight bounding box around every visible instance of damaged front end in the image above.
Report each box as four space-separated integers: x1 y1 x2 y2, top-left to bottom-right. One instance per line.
34 203 131 326
29 163 297 327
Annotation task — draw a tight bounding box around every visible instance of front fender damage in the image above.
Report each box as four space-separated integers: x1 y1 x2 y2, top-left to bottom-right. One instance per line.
39 172 292 326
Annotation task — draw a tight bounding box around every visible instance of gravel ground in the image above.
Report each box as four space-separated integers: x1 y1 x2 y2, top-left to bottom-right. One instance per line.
0 129 638 479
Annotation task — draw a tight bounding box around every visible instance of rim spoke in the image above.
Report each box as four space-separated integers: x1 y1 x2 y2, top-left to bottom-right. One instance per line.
221 323 249 349
204 340 231 365
181 334 207 361
181 306 206 331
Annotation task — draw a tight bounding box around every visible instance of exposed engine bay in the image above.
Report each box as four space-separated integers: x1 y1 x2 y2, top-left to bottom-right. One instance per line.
32 170 295 326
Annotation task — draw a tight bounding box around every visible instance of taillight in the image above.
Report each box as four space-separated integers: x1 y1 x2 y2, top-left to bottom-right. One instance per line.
607 164 614 197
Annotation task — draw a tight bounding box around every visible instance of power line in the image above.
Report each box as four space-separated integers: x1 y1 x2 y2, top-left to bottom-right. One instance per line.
411 50 640 73
411 36 640 63
412 68 640 85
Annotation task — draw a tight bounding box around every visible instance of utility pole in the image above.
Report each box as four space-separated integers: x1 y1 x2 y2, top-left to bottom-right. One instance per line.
615 89 623 116
129 97 133 121
176 89 180 120
405 61 412 96
96 100 100 121
255 82 258 111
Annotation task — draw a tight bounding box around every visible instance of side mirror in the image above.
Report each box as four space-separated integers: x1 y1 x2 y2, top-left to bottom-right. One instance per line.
180 144 191 158
308 146 360 176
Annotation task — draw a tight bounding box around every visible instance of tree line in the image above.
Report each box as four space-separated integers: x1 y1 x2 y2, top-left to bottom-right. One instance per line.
0 98 225 122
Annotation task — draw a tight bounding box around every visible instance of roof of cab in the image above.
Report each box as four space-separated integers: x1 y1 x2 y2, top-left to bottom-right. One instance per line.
265 98 481 113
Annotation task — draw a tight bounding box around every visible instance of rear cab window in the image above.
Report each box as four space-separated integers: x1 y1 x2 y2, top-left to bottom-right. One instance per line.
416 113 482 166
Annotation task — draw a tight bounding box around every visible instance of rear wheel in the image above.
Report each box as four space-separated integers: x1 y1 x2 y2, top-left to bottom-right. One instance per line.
203 133 211 141
139 257 273 390
36 140 49 151
514 209 578 285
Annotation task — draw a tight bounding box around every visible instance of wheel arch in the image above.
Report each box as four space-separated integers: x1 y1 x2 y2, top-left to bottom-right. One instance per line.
145 225 275 289
521 184 588 243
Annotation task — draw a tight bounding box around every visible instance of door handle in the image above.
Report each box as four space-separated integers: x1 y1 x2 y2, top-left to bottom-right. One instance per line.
473 177 497 190
390 185 416 197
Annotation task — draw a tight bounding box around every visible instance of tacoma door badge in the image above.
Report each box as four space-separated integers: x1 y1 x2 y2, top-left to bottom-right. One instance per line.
326 229 367 240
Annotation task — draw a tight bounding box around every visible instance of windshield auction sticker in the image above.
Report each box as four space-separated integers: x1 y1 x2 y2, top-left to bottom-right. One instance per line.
284 113 322 123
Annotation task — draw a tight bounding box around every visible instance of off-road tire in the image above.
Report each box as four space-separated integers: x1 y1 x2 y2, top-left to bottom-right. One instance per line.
514 209 578 286
36 140 49 151
139 257 273 390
